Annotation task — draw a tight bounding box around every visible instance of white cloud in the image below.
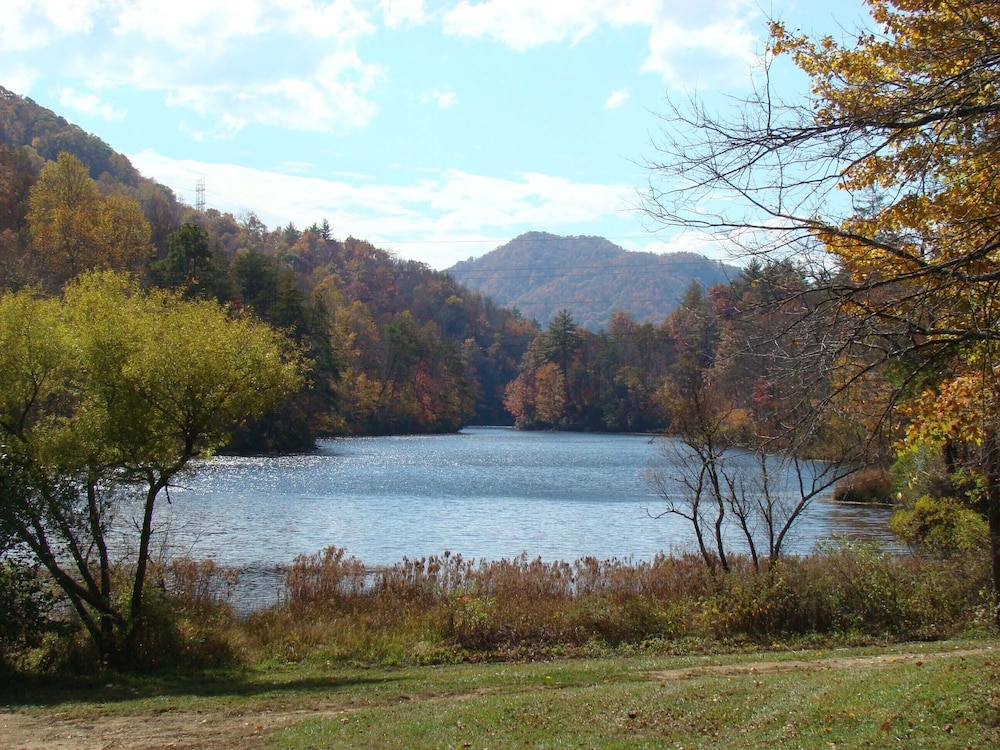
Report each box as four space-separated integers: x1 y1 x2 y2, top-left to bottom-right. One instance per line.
128 149 633 267
0 66 39 97
422 89 458 108
443 0 605 51
442 0 762 87
114 0 263 51
642 15 758 88
115 0 375 48
58 88 126 121
0 1 100 51
381 0 428 28
283 0 378 41
6 1 383 136
604 89 629 109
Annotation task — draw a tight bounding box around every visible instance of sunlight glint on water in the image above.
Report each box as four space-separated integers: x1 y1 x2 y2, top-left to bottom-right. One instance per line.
149 427 894 570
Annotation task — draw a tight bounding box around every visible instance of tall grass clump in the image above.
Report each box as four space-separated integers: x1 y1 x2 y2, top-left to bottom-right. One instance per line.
237 541 989 666
8 542 989 676
243 547 455 665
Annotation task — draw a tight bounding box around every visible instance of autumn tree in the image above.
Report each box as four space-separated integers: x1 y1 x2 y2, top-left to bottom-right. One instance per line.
0 145 35 288
642 0 1000 612
26 152 151 288
0 272 304 666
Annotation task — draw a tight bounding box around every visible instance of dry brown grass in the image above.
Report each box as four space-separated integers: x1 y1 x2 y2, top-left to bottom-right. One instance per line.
235 543 990 666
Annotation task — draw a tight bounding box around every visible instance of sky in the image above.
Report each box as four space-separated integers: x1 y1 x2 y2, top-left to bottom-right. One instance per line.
1 0 872 269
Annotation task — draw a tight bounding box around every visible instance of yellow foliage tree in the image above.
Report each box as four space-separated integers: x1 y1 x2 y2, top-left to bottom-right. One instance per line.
0 272 305 666
642 0 1000 615
27 152 151 288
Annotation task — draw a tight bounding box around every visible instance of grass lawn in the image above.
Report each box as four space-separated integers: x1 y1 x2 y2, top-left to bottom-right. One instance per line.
3 638 999 749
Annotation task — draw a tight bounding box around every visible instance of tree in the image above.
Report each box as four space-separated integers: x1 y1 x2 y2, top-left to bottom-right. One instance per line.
0 272 305 666
533 362 568 427
649 372 851 572
151 221 229 300
27 152 151 288
641 0 1000 615
0 145 35 289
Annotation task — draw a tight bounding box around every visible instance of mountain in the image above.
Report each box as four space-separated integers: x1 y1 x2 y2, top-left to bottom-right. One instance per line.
0 85 187 249
0 85 142 185
446 231 739 330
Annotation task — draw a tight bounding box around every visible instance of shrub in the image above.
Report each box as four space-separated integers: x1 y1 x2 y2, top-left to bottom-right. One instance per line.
127 558 241 670
0 560 61 675
833 468 892 504
889 442 953 504
890 495 989 557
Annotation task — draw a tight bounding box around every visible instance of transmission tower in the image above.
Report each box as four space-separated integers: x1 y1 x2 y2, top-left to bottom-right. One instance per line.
195 178 206 213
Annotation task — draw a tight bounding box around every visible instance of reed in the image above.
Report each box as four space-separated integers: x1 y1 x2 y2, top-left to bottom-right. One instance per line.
6 543 989 674
238 543 989 666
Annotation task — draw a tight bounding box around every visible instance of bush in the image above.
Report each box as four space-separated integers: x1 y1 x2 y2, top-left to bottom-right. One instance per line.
889 442 953 504
0 560 61 676
890 495 990 557
127 558 241 671
833 468 892 504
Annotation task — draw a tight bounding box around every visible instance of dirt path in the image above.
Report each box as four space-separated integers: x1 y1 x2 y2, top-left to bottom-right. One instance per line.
2 647 992 750
650 646 991 681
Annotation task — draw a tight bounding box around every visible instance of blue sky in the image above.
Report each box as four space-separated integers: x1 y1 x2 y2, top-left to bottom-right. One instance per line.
2 1 871 269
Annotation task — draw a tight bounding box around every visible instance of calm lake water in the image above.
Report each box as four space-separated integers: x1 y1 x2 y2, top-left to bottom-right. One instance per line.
147 427 894 573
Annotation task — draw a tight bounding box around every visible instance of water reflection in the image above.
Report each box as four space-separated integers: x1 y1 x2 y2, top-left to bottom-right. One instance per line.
148 427 896 573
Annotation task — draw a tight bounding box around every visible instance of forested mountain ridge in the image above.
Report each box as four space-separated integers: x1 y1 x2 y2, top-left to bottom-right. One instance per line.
3 84 838 451
0 85 537 445
0 85 142 185
447 231 738 331
0 84 189 251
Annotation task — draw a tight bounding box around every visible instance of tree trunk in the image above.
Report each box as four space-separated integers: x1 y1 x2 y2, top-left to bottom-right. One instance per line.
986 434 1000 628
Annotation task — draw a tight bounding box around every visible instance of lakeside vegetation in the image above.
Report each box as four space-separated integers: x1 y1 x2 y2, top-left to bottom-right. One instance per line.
3 542 991 677
5 21 1000 750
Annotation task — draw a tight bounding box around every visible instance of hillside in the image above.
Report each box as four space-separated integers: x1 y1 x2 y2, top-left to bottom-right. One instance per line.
0 85 534 437
0 85 187 249
1 85 144 186
447 232 738 330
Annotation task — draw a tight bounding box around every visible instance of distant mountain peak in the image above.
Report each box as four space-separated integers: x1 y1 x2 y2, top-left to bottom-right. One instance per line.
447 232 737 331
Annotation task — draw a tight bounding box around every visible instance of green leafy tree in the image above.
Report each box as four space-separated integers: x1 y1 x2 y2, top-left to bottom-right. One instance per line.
151 221 230 300
0 272 304 666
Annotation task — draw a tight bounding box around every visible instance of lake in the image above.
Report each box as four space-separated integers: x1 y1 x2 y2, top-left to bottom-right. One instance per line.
146 427 894 577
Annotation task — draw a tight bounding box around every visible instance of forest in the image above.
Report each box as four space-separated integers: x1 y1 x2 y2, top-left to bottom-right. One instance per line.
4 0 1000 672
0 83 832 451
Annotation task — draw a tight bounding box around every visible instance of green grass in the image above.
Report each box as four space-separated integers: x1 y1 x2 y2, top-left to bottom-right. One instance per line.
3 545 997 747
267 644 1000 749
5 638 997 749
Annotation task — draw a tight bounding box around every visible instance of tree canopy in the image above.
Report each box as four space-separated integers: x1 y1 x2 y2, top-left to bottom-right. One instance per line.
642 0 1000 616
0 271 305 665
27 152 150 289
